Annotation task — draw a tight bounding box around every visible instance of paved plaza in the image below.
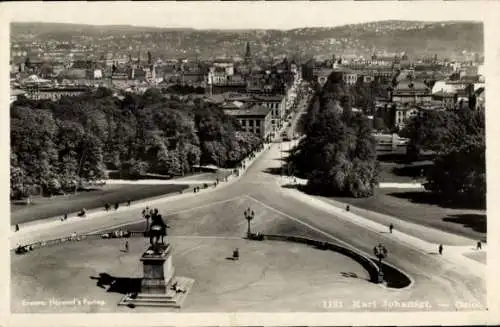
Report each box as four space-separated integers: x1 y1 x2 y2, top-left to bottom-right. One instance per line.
12 236 376 313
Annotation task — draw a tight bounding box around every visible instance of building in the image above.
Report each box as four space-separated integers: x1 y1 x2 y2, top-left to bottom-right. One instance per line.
223 104 273 141
252 94 287 131
432 91 456 110
10 89 26 104
342 71 358 85
390 80 432 104
24 85 90 101
392 103 445 130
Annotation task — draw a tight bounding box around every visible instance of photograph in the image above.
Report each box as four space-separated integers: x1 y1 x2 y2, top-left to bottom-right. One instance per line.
4 1 495 325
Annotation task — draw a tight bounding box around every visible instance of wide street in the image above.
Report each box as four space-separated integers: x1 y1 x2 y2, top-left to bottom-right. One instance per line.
10 87 486 312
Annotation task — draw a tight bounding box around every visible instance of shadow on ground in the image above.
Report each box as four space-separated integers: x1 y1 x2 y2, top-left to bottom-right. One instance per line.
391 162 433 178
442 214 487 235
377 152 434 164
90 273 142 294
388 191 485 210
340 272 359 279
372 260 412 289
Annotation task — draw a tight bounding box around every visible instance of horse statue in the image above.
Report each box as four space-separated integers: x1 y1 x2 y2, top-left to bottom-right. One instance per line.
147 209 167 246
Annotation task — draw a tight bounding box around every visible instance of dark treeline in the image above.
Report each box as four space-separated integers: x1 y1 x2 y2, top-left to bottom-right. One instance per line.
10 87 260 198
400 107 485 208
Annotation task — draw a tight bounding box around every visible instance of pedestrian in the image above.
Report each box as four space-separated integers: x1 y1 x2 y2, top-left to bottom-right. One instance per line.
105 203 110 211
114 202 119 210
438 244 443 255
346 205 350 212
64 213 68 220
389 224 394 234
127 199 131 206
476 241 482 250
125 240 129 253
15 224 19 232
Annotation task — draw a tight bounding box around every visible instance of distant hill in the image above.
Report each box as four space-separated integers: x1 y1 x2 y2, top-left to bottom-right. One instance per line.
11 21 483 59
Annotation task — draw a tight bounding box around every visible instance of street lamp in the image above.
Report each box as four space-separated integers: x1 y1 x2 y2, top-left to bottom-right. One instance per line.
244 207 255 238
373 243 388 283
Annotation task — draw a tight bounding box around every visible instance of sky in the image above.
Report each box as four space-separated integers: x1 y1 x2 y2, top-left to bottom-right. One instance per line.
2 1 492 30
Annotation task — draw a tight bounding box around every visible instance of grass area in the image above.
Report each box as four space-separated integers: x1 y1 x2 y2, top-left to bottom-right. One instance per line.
11 184 188 225
376 151 434 184
330 187 486 241
107 170 232 181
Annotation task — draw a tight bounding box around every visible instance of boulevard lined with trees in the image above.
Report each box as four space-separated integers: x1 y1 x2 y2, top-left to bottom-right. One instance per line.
289 72 380 197
10 88 260 199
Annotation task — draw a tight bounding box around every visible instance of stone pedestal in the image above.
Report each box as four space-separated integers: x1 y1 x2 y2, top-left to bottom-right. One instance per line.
140 244 175 294
118 242 195 309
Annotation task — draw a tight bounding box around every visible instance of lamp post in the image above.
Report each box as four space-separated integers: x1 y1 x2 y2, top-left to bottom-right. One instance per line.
373 243 388 283
244 207 255 238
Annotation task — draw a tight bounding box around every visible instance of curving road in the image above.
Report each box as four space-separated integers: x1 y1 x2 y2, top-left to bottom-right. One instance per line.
10 87 487 312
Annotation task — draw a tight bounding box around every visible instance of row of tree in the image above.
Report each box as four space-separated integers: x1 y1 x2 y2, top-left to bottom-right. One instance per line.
288 72 379 197
10 87 261 198
400 107 485 207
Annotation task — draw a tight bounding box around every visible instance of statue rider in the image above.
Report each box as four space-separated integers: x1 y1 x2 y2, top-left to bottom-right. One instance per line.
147 209 167 249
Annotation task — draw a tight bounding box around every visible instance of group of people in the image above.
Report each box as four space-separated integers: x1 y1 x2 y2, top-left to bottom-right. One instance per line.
101 229 131 239
142 206 161 220
105 200 131 212
15 244 33 255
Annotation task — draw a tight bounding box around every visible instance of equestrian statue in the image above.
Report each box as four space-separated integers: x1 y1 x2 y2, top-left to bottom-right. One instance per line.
145 209 167 251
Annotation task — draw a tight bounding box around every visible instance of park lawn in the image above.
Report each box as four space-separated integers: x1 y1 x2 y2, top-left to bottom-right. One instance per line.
377 161 432 183
330 187 486 241
376 150 434 184
11 183 188 225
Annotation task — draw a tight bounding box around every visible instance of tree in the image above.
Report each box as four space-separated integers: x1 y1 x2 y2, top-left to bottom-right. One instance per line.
373 117 385 131
10 86 257 194
400 110 452 161
423 109 485 207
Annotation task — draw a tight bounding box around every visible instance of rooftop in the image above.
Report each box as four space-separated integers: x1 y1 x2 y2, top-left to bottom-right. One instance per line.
224 104 272 117
395 80 429 92
253 94 285 102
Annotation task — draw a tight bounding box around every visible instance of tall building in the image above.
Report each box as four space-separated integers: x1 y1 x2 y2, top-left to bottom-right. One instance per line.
244 42 252 64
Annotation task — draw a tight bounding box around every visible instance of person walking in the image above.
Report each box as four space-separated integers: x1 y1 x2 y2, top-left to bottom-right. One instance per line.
125 240 129 253
15 224 19 232
476 241 482 250
114 202 119 210
438 244 443 255
389 224 394 234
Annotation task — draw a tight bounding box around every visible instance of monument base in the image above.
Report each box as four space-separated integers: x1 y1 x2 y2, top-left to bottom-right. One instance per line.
118 276 195 308
118 242 195 308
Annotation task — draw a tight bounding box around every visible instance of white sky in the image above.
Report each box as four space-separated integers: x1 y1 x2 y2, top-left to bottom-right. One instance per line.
2 1 493 30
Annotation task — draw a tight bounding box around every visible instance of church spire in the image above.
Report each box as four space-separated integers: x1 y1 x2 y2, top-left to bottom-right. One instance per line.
244 41 252 63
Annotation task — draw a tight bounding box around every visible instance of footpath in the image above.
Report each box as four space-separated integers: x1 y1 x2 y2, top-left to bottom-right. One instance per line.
277 177 486 277
10 145 271 245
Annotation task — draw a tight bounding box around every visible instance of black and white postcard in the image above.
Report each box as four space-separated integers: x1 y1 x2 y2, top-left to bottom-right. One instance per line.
2 1 499 327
